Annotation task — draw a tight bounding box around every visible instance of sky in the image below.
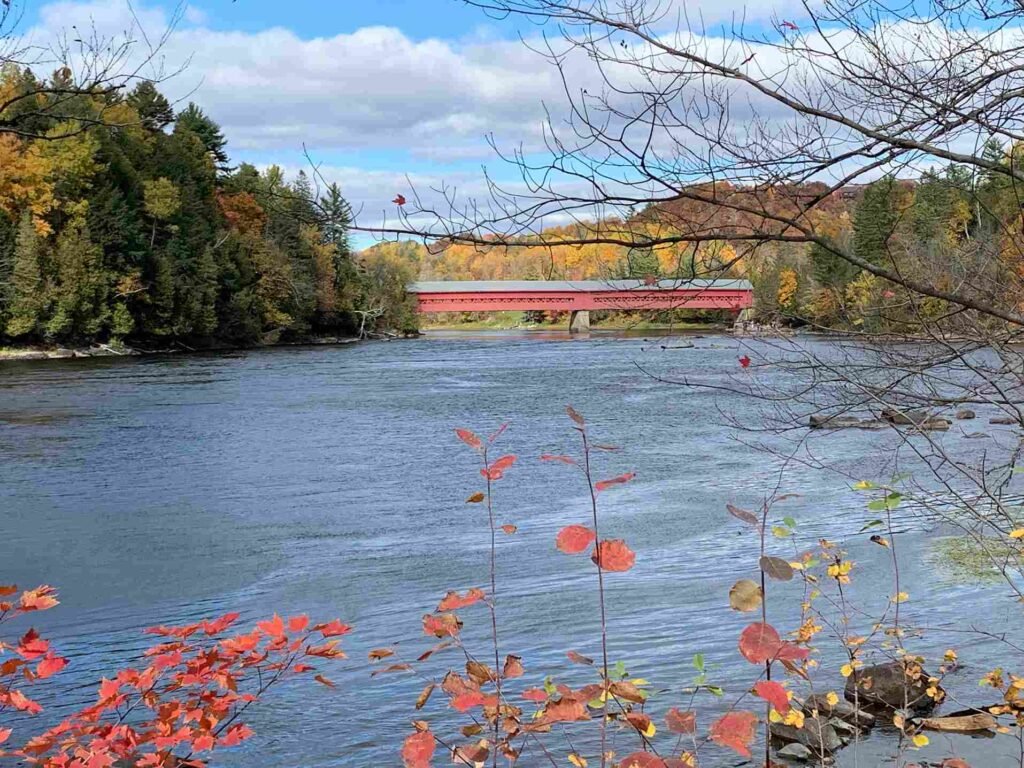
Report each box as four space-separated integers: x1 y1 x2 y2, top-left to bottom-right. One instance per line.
16 0 804 244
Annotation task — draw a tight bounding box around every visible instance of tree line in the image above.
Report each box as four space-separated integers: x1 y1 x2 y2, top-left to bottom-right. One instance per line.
0 68 418 349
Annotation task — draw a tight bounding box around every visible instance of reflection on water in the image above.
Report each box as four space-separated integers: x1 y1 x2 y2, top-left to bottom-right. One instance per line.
0 332 1016 766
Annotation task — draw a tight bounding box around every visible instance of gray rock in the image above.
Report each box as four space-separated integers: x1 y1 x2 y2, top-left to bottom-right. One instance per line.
844 661 940 713
919 418 951 431
803 693 875 729
991 416 1018 425
955 409 977 420
50 348 75 359
771 715 843 753
776 742 813 761
809 415 863 429
881 408 928 425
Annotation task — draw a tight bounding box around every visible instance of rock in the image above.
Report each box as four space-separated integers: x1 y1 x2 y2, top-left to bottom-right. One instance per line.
803 693 875 729
50 348 75 359
808 415 864 429
770 715 843 753
919 418 951 431
955 409 976 420
844 661 941 713
776 742 813 761
990 416 1018 425
917 711 997 733
881 408 928 425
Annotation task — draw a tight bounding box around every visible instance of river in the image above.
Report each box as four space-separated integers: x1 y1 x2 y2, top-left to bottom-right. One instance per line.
0 331 1018 766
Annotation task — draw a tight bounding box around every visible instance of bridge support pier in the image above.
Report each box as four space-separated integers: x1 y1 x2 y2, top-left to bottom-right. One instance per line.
569 310 591 334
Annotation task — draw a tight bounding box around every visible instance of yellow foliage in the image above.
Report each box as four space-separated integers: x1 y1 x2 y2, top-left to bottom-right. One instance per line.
777 268 798 309
0 134 55 234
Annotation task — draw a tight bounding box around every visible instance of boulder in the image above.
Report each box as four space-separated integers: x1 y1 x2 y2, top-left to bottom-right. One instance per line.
844 661 940 713
50 348 75 359
809 415 863 429
803 693 875 729
955 409 977 420
880 408 928 425
770 715 843 753
991 416 1018 425
776 742 813 761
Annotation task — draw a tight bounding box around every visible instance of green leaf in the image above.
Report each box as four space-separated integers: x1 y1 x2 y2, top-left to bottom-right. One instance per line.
706 685 724 697
859 519 885 532
783 516 797 529
772 525 792 538
613 660 627 679
693 653 705 673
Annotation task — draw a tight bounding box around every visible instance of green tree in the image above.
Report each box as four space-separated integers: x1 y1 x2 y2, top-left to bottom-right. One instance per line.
5 213 46 338
127 82 175 132
46 213 110 340
175 104 230 173
852 178 898 266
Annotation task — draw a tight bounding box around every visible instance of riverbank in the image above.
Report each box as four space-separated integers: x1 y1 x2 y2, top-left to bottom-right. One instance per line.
0 335 364 362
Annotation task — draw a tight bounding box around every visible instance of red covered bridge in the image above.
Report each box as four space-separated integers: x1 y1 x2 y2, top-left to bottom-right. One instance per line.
408 279 754 332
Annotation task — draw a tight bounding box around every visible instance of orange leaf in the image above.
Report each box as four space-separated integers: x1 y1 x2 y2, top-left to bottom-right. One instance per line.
556 525 596 554
316 619 352 638
0 585 17 597
591 539 636 572
437 588 486 612
455 428 482 450
17 629 49 660
422 613 462 638
8 689 43 714
501 524 517 534
35 652 67 680
481 454 517 481
288 615 310 633
709 710 758 757
402 729 435 768
219 724 254 747
539 697 589 724
567 650 594 665
566 405 585 426
257 614 285 638
0 727 11 745
369 648 395 661
19 586 58 612
314 674 336 688
522 688 548 702
618 754 671 768
665 707 696 734
415 683 435 710
595 472 635 492
753 680 790 714
541 454 576 465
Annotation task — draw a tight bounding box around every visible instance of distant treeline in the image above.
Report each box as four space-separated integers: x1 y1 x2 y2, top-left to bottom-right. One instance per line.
0 69 418 348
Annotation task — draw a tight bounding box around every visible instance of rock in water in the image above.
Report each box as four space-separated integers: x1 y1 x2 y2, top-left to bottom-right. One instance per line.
880 408 928 425
955 409 976 420
844 661 941 713
803 693 875 729
771 715 843 753
777 742 813 761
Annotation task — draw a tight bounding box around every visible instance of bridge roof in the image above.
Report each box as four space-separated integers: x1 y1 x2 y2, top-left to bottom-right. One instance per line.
409 279 752 293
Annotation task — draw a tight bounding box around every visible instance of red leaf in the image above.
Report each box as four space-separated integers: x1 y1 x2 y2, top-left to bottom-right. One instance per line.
219 724 254 747
422 613 461 638
595 472 635 492
288 615 310 633
202 612 241 635
0 585 16 597
556 525 596 554
17 629 49 660
539 697 589 724
739 355 751 368
451 691 487 712
18 586 58 612
437 588 486 612
503 654 524 679
753 680 790 714
665 707 696 734
738 623 809 665
726 503 760 529
522 688 548 702
314 674 336 688
257 614 285 638
0 727 11 745
567 650 594 665
619 752 668 768
455 428 482 450
488 422 510 444
710 710 758 757
481 454 517 480
402 730 435 768
393 194 407 206
591 539 636 572
317 619 352 638
541 454 576 465
7 689 43 714
35 652 67 680
501 524 517 534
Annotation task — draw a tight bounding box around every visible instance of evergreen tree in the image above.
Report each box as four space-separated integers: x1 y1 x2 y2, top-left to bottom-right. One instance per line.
852 178 898 266
811 240 859 288
128 82 175 131
175 104 230 173
46 213 109 340
6 213 46 338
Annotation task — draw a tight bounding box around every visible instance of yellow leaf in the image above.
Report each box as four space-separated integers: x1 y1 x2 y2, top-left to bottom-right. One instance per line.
466 492 486 503
826 691 839 707
1010 528 1024 539
912 734 929 748
892 591 910 603
641 722 656 738
853 480 875 490
944 649 958 663
568 754 588 768
840 664 854 678
768 709 783 723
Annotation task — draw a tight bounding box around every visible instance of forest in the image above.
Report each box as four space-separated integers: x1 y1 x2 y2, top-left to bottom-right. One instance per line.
370 149 1022 333
0 67 418 350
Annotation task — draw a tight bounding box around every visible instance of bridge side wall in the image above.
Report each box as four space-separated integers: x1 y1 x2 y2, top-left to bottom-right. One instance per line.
413 290 754 314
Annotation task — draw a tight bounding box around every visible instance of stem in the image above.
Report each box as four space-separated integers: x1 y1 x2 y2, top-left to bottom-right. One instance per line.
484 448 502 768
581 429 609 768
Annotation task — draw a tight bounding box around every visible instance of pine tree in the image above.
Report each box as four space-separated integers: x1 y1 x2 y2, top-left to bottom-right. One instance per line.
811 240 859 288
128 82 175 131
46 213 110 340
852 178 898 266
5 212 46 338
175 104 231 173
